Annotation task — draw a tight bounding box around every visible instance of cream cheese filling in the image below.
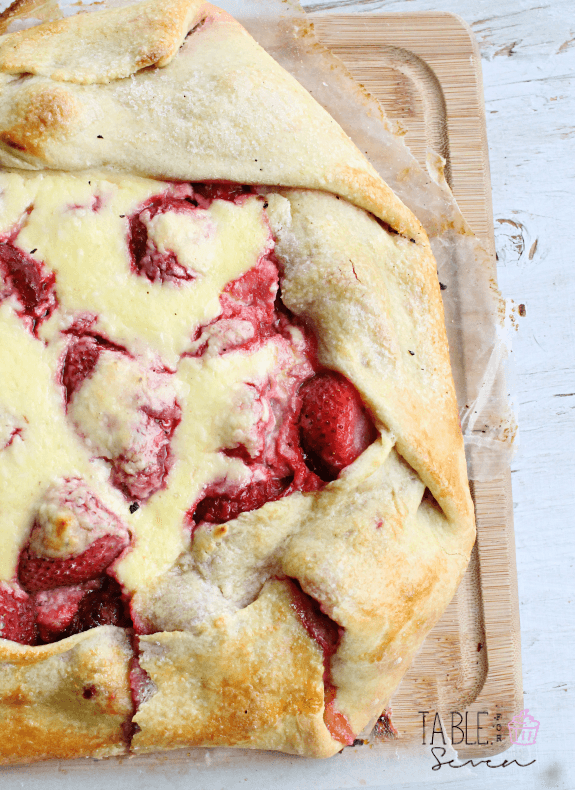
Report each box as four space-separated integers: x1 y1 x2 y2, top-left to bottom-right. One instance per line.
0 170 270 367
0 170 291 593
0 305 127 579
116 339 298 592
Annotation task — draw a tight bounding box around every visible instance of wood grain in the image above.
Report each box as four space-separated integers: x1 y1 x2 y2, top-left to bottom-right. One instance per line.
312 14 522 757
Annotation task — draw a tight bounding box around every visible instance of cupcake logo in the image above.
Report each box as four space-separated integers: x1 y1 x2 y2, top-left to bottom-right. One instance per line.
508 709 540 745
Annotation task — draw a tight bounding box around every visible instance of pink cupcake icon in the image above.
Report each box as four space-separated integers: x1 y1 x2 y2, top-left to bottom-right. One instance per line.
508 709 540 745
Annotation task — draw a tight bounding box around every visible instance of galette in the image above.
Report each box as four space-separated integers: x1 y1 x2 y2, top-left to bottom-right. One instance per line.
0 0 475 763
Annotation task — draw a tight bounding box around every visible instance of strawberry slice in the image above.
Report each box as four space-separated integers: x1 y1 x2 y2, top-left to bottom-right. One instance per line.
0 582 36 645
193 461 322 526
298 372 377 481
19 534 127 593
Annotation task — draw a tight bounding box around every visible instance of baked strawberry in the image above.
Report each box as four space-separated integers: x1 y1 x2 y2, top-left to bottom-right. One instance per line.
323 684 355 746
60 326 129 404
71 577 130 633
187 252 278 358
287 579 339 659
109 409 179 501
129 653 156 709
61 335 102 402
193 476 289 525
0 242 57 335
286 579 354 746
35 578 130 641
66 350 181 500
18 479 130 593
128 195 197 284
288 579 341 745
192 183 253 205
298 371 377 480
34 581 99 643
19 534 128 593
0 582 36 645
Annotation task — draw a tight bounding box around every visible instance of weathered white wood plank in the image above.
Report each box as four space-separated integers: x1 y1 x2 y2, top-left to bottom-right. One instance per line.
305 0 575 59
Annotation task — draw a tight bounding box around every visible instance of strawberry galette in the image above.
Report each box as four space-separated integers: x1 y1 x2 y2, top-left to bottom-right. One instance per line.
0 0 475 764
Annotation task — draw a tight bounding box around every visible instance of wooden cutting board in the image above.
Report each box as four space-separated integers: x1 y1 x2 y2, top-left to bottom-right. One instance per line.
0 13 521 779
312 13 522 758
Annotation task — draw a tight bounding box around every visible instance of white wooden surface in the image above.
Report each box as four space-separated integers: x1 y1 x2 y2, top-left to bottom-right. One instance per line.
302 0 574 788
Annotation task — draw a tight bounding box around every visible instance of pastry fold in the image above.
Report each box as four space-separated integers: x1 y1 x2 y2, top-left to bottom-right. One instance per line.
0 0 420 239
0 626 133 764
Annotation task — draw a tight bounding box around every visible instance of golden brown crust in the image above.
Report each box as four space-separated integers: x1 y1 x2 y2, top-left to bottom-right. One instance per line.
0 84 81 157
0 0 423 241
281 447 472 734
0 0 61 37
0 627 133 765
0 0 475 763
0 0 207 83
273 189 474 531
133 580 338 757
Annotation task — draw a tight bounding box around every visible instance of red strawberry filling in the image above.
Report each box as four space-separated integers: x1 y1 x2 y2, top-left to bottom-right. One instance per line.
192 183 253 206
34 581 99 642
34 578 130 643
287 579 355 747
0 241 57 335
0 582 36 645
193 477 292 525
298 371 378 481
1 182 379 656
128 194 197 284
61 323 127 403
191 338 325 526
61 336 181 501
2 480 133 646
73 576 131 632
19 535 129 593
186 239 376 525
323 686 356 747
187 253 279 358
6 562 131 647
127 182 252 285
129 650 157 709
178 185 377 525
190 365 376 528
107 400 181 502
